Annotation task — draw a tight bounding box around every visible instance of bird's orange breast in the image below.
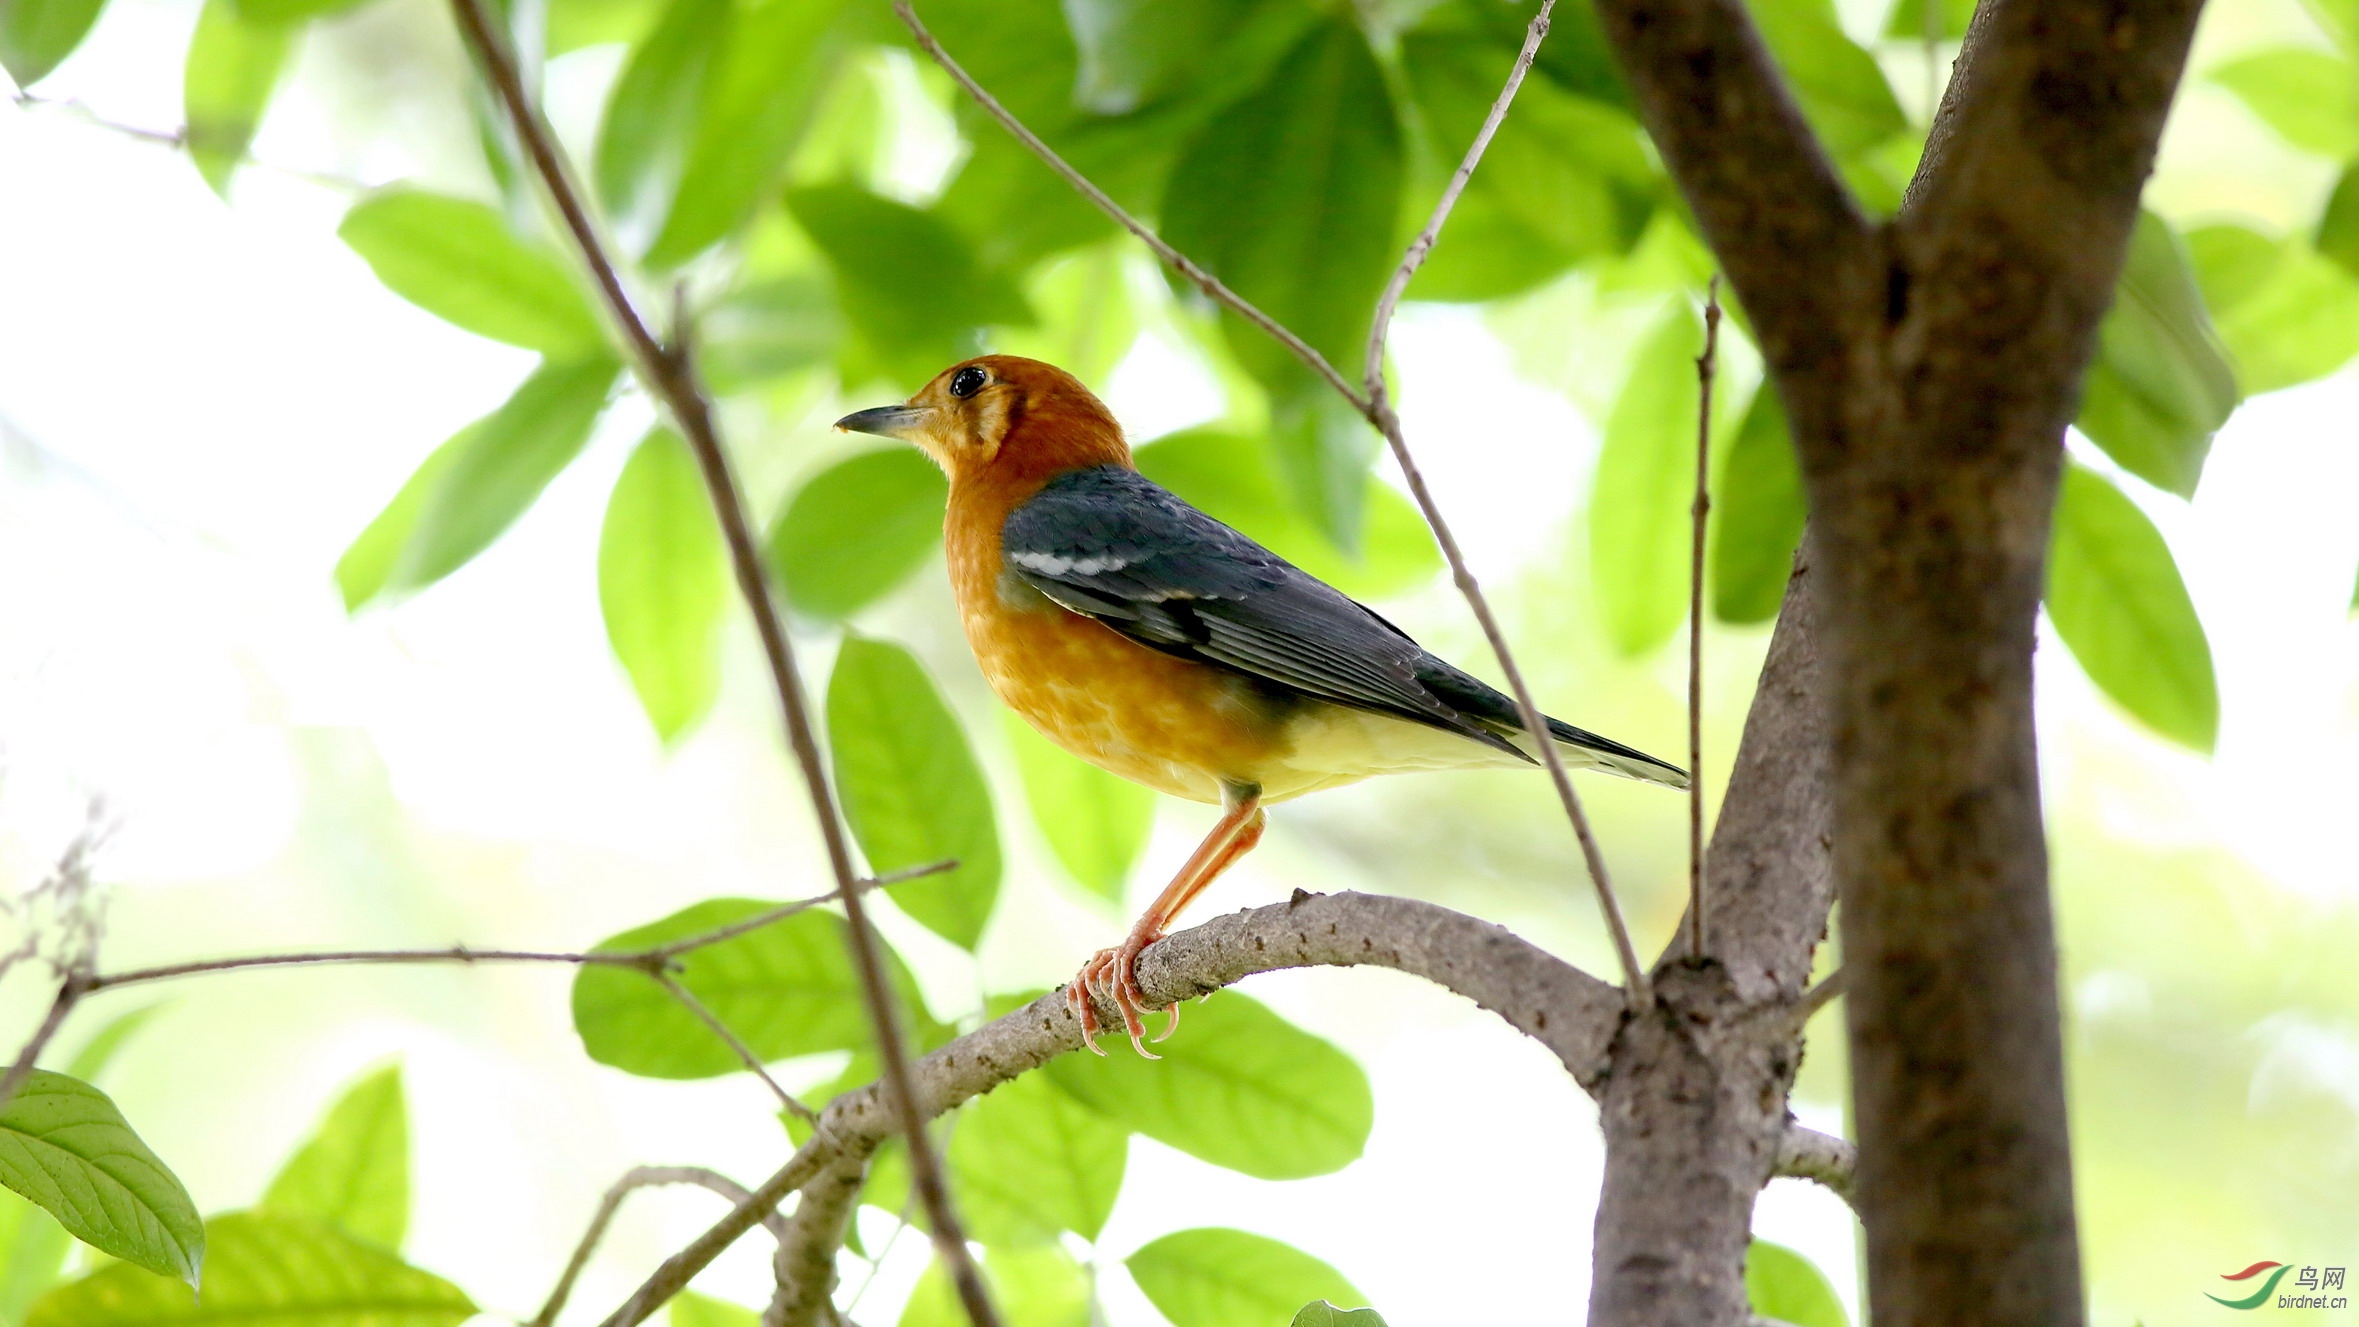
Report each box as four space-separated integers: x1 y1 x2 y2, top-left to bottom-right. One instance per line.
946 508 1283 805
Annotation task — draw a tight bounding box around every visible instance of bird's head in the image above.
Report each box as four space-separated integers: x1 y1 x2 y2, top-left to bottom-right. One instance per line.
833 355 1129 487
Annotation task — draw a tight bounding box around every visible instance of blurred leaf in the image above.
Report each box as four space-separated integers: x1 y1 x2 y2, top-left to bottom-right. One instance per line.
183 0 291 197
700 274 841 394
948 1070 1126 1244
1004 712 1153 904
1401 34 1654 302
0 0 107 86
233 0 367 26
1292 1304 1388 1327
2186 223 2359 394
1127 1228 1363 1327
1590 301 1705 656
573 899 933 1077
1268 388 1379 551
1747 0 1907 155
64 1005 161 1082
1045 990 1370 1179
2074 211 2239 498
600 427 731 742
1161 18 1401 396
1133 428 1439 600
594 0 728 236
669 1290 758 1327
2303 0 2358 52
899 1244 1090 1327
1881 0 1975 39
643 0 851 268
1448 0 1630 109
338 190 607 355
2213 47 2358 158
336 356 620 608
2317 161 2359 281
991 245 1140 386
261 1064 407 1252
1709 386 1805 625
2046 461 2217 752
827 636 1002 949
0 1071 201 1288
765 448 945 620
1745 1239 1848 1327
1065 0 1281 114
787 184 1032 386
24 1211 473 1327
549 0 661 53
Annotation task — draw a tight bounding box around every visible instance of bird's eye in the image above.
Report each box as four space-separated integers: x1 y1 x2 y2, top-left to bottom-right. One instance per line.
949 365 988 399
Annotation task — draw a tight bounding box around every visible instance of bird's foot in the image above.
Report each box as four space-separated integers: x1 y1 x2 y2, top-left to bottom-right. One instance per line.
1066 928 1170 1058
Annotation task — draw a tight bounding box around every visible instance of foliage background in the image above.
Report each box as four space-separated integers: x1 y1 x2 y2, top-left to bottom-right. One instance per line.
1 0 2357 1321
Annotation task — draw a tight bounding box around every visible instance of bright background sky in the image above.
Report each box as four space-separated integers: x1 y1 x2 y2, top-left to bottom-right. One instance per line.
3 0 2358 1323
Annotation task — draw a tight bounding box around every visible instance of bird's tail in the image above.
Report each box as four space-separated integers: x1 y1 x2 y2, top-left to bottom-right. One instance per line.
1523 717 1690 790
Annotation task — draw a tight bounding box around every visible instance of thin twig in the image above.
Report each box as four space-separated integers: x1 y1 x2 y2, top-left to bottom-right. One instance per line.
436 3 998 1324
1688 278 1722 962
533 1165 793 1327
890 0 1365 412
0 977 87 1115
1772 1123 1856 1208
899 0 1652 1008
9 92 370 191
655 973 818 1125
1794 966 1846 1023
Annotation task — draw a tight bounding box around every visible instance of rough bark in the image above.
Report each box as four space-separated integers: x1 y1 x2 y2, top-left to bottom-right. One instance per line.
1588 550 1833 1327
1585 1 2204 1323
766 1158 867 1327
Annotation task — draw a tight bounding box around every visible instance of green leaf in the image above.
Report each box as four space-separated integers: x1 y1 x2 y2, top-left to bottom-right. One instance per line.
670 1290 759 1327
899 1244 1090 1327
2315 161 2359 281
1267 388 1380 552
826 636 1003 949
1133 428 1440 601
182 0 292 197
65 1005 163 1083
1590 301 1706 656
1045 990 1370 1179
1709 386 1806 625
1747 0 1906 155
1127 1228 1364 1327
2186 224 2359 394
338 190 607 355
787 184 1031 387
2213 47 2359 158
764 448 946 621
336 356 619 608
643 0 851 268
948 1071 1126 1245
1292 1304 1389 1327
1004 713 1154 904
594 0 728 236
700 274 841 394
572 899 930 1078
261 1064 408 1252
2074 211 2239 497
1444 0 1631 110
0 1009 163 1322
1401 34 1653 302
1745 1239 1848 1327
2045 461 2217 752
1 0 108 87
0 1071 201 1288
1881 0 1974 40
1161 18 1402 396
600 427 731 741
233 0 368 26
25 1211 474 1327
549 0 662 53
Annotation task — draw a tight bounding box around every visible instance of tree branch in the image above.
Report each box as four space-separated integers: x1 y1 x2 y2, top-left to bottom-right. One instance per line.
764 1156 868 1327
533 1165 793 1327
1772 1125 1856 1208
438 1 998 1321
592 890 1626 1327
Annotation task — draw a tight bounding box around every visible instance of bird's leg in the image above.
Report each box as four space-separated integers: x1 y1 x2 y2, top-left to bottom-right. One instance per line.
1068 783 1264 1057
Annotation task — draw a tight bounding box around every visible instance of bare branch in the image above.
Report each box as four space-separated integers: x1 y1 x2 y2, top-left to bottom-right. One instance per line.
437 1 998 1321
1794 966 1845 1025
654 973 817 1125
0 977 86 1115
764 1156 868 1327
594 890 1626 1327
1687 279 1722 963
1773 1124 1856 1208
533 1165 792 1327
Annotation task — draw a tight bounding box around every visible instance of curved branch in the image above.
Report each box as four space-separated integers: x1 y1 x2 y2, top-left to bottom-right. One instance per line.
1773 1124 1856 1208
535 1166 792 1327
766 1156 868 1327
594 891 1623 1327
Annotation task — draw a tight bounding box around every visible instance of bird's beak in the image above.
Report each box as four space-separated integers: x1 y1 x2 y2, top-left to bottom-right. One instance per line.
833 404 935 440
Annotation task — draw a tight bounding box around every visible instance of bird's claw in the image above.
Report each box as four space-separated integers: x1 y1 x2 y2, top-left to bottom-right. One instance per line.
1065 931 1169 1057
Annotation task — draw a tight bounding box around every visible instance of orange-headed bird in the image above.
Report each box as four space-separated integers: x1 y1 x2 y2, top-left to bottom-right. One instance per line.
838 355 1686 1055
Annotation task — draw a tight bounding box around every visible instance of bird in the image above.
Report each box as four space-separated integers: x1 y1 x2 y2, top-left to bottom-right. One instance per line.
836 355 1687 1056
